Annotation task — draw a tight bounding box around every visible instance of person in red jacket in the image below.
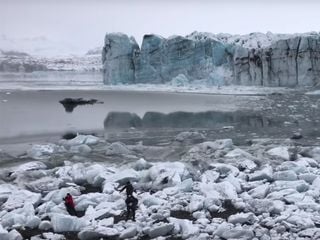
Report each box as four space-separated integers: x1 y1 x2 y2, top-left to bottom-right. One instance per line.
63 193 78 217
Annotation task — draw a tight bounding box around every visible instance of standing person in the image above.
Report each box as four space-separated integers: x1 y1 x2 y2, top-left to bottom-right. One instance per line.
63 193 78 217
125 195 138 221
118 181 135 197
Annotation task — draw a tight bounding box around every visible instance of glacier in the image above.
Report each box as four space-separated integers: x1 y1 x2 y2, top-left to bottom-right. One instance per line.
102 32 320 87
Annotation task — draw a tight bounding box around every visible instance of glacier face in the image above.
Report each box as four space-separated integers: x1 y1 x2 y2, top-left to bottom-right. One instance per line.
102 32 320 87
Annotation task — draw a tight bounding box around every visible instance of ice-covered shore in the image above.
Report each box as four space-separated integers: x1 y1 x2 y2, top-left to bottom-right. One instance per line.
1 134 320 239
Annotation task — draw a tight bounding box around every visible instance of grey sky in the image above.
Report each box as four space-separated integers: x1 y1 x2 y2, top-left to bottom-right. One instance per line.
1 0 320 54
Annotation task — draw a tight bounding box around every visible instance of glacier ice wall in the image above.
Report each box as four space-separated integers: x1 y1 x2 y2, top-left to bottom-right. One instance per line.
102 32 320 87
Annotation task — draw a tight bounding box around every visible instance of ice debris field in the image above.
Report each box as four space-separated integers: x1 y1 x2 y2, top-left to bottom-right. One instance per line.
1 133 320 239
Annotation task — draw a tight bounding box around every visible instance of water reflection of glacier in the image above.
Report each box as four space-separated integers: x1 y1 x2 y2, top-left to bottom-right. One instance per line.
104 111 278 129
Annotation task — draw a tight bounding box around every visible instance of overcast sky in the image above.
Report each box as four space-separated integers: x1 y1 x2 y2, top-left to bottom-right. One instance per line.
1 0 320 54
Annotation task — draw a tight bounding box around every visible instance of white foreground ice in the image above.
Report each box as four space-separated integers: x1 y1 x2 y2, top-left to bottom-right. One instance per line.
1 134 320 239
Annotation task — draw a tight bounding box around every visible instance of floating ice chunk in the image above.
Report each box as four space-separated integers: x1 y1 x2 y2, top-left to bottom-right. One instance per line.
174 131 205 143
298 228 320 238
98 217 114 227
225 148 253 159
119 226 137 239
141 193 166 207
271 180 309 192
201 170 219 184
197 139 233 151
105 142 132 156
39 220 52 231
228 212 258 225
51 214 88 232
210 163 239 177
249 165 273 181
169 218 200 238
11 161 47 176
106 168 139 184
133 158 152 171
27 144 66 159
78 225 119 239
224 174 242 193
26 176 63 193
0 226 22 240
65 134 100 146
3 190 41 211
237 159 257 171
286 213 315 229
277 161 307 174
76 193 112 212
188 195 205 212
248 183 270 199
42 232 66 240
247 199 284 214
214 222 254 240
0 184 19 203
309 147 320 161
1 203 39 229
148 223 174 238
200 181 237 200
204 198 222 212
267 146 290 160
43 187 81 205
266 188 297 200
178 178 193 192
69 144 92 154
273 170 297 181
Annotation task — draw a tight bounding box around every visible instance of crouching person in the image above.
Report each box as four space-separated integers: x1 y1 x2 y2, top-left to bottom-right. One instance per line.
64 193 78 217
125 195 138 221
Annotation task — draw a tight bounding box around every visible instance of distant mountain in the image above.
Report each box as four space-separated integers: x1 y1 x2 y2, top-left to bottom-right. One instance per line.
0 48 102 73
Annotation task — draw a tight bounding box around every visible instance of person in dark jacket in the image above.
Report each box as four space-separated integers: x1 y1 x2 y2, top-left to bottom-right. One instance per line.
118 181 135 197
63 193 78 217
125 195 138 221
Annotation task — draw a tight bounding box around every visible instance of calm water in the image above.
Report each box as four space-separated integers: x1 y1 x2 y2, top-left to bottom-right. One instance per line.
1 89 320 146
0 90 259 141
